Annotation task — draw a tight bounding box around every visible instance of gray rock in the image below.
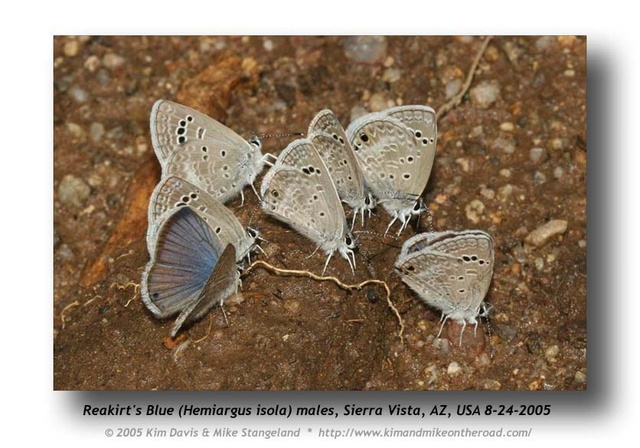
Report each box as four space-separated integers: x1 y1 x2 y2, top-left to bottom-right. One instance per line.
344 36 387 64
58 174 91 206
529 147 548 164
524 220 568 247
470 80 500 109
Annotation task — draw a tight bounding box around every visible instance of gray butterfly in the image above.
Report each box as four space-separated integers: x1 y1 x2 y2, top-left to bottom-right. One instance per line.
146 175 259 263
150 99 271 204
394 230 494 344
307 109 375 228
260 138 357 274
346 105 437 234
141 207 240 337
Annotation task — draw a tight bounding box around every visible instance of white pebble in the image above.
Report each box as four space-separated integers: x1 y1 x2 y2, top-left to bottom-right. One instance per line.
500 122 515 132
524 219 568 247
447 361 462 376
529 147 548 164
470 81 500 109
545 345 560 360
465 199 485 223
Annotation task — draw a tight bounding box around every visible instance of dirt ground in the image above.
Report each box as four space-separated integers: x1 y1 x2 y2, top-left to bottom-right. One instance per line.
53 36 586 390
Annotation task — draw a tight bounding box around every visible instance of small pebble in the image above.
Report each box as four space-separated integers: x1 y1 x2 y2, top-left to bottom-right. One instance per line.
533 171 547 184
465 199 485 223
535 36 555 52
499 122 515 132
574 371 587 384
479 187 495 200
553 166 565 179
66 122 84 139
475 353 491 367
102 53 126 70
550 138 564 150
524 219 568 247
432 337 450 355
369 92 392 111
84 55 101 72
557 36 578 47
344 36 387 64
481 379 501 390
490 137 515 154
470 81 500 109
424 364 438 383
96 68 111 86
447 361 462 376
545 345 560 361
499 168 511 178
68 86 89 103
382 67 401 83
445 78 462 99
90 122 105 142
511 242 526 263
456 157 470 172
263 39 274 51
63 39 80 57
58 174 91 206
497 184 514 202
529 147 548 164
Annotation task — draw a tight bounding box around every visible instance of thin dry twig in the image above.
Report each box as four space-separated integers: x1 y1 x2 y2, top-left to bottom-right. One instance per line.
243 260 405 339
436 36 493 122
109 281 140 307
60 300 80 329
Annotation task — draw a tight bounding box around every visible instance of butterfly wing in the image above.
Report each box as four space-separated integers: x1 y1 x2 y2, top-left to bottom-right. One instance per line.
383 105 437 195
170 243 238 337
395 230 494 322
260 139 349 254
147 175 254 261
346 115 422 202
141 207 224 319
150 100 265 204
308 110 370 212
396 251 469 316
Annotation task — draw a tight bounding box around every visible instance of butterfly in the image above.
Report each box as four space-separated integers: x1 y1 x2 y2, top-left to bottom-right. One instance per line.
150 99 271 204
394 230 494 344
307 109 375 228
141 206 240 337
260 138 357 274
146 175 260 263
346 105 437 235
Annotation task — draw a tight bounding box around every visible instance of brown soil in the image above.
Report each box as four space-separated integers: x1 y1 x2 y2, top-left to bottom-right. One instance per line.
53 36 586 390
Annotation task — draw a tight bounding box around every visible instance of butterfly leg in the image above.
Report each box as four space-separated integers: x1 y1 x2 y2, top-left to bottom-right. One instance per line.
436 313 449 339
459 320 467 346
263 153 278 167
346 249 356 274
321 251 334 276
384 215 399 235
219 299 229 325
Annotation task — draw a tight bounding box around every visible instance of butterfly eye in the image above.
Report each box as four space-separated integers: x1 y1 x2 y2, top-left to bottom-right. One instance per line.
364 196 371 205
249 136 262 149
413 202 421 211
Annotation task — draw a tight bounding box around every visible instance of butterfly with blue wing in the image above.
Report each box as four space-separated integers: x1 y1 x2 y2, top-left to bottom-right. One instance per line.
141 206 240 337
